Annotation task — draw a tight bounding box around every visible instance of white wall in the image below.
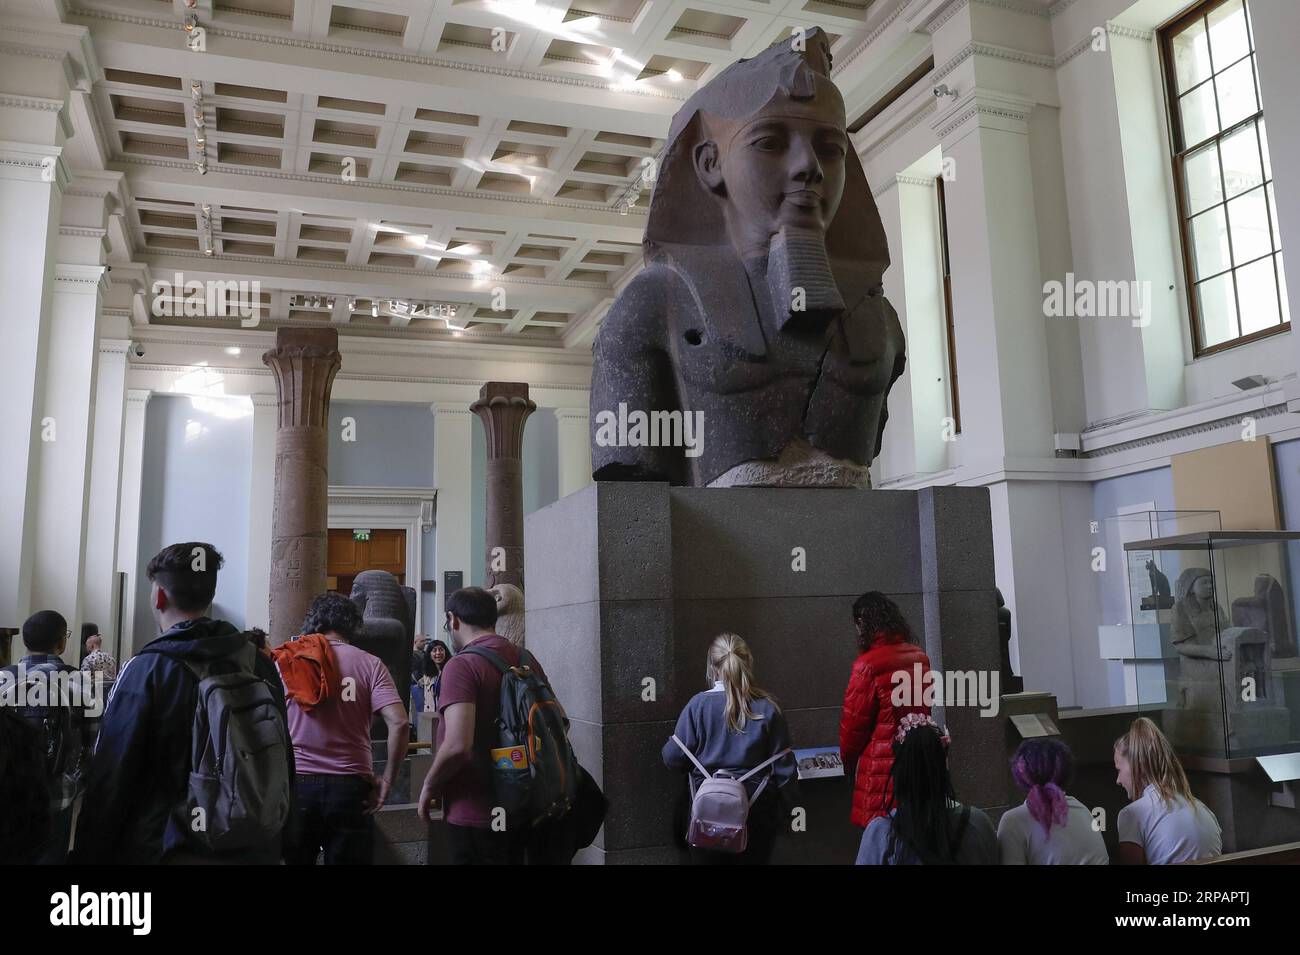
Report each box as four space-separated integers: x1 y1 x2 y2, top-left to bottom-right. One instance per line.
855 0 1300 711
134 394 253 648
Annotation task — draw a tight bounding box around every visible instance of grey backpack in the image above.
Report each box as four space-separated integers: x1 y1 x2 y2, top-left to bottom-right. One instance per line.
173 641 291 852
672 735 790 854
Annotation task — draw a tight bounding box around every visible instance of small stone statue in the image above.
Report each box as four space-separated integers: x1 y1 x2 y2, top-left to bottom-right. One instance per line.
1231 573 1296 658
490 583 525 648
1140 559 1174 611
996 588 1023 693
1171 568 1232 662
350 570 414 711
590 28 905 489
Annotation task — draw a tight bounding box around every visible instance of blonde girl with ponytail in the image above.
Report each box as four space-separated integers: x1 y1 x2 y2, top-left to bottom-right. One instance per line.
1113 717 1221 864
662 633 798 864
707 632 775 733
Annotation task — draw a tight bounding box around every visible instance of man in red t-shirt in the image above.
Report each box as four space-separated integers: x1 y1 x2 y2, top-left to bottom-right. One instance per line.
417 586 550 864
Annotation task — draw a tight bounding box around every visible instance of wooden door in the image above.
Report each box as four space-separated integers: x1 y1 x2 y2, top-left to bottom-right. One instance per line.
327 527 406 597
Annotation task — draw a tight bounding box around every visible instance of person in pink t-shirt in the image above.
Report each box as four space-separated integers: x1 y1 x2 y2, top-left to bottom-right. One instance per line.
284 592 408 865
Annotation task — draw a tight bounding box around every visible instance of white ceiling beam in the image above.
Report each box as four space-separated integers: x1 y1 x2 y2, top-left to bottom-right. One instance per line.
78 12 681 139
116 160 646 242
135 252 605 312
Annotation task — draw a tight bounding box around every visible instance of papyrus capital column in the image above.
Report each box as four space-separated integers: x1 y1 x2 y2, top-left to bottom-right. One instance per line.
471 382 535 589
263 328 341 645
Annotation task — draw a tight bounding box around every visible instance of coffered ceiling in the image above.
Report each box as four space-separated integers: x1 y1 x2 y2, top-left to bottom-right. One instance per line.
58 0 885 348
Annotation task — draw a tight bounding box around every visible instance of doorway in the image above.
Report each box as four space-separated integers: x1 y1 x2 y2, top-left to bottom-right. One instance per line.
327 527 407 597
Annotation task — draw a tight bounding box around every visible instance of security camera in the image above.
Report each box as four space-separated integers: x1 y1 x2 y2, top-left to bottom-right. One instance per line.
933 84 957 99
130 342 145 359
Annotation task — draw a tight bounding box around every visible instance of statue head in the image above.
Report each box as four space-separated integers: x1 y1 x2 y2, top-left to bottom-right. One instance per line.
1174 568 1215 607
645 28 887 320
349 571 410 632
489 583 525 648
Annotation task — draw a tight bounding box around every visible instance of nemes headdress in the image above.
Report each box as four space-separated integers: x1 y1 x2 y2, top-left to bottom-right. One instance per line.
643 27 889 302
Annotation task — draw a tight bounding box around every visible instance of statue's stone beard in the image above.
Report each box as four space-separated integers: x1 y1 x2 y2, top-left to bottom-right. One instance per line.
765 225 845 331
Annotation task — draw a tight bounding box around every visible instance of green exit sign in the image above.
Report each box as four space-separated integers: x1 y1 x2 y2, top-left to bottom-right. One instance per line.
353 529 370 541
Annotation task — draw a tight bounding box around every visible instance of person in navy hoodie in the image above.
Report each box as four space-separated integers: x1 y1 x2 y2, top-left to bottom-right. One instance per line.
71 542 292 864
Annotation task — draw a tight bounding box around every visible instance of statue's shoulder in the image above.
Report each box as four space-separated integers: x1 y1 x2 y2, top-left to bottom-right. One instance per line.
620 261 688 301
600 262 686 336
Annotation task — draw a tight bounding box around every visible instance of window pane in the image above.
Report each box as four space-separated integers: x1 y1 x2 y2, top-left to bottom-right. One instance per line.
1180 81 1220 146
1208 0 1251 70
1184 142 1224 214
1172 16 1213 92
1192 206 1232 278
1236 255 1280 335
1219 122 1263 198
1215 57 1258 128
1279 253 1292 324
1228 187 1271 264
1260 117 1272 180
1198 272 1238 347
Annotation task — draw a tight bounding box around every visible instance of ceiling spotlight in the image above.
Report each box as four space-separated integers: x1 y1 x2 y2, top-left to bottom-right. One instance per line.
348 297 357 311
666 68 683 83
371 302 379 318
225 346 241 356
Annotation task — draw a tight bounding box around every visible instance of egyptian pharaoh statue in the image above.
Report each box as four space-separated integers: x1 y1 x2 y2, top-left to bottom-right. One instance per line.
589 28 905 488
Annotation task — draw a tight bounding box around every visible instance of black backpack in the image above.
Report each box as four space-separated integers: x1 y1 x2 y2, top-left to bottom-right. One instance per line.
462 646 579 827
0 660 79 786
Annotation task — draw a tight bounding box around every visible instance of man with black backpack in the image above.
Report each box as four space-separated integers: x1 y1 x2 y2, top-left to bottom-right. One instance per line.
0 610 97 864
71 542 293 864
416 586 578 864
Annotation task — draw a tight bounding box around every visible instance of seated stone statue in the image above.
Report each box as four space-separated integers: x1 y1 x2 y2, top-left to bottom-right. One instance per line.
1231 573 1296 658
590 28 905 489
349 570 413 711
1171 567 1231 662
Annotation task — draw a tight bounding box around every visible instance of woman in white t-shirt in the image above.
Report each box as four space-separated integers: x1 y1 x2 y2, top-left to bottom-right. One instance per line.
1113 717 1221 865
998 738 1108 864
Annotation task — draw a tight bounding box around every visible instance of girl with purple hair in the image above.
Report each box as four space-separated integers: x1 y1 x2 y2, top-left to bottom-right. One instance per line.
997 738 1108 864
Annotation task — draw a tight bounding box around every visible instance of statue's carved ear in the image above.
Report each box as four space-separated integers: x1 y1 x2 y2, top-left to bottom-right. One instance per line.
693 140 723 192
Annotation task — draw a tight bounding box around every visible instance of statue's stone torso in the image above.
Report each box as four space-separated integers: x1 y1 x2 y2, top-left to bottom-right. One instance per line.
590 258 904 487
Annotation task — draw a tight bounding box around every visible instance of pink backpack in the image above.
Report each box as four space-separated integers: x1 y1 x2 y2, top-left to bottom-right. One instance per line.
672 735 791 853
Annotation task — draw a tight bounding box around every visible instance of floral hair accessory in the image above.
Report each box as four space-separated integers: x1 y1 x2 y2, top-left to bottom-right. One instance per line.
895 712 950 747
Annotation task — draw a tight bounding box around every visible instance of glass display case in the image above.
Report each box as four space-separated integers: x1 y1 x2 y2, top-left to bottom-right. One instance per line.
1121 528 1300 760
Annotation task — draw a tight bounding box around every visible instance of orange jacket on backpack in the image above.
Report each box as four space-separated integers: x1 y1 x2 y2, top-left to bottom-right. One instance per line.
270 633 341 712
839 632 931 828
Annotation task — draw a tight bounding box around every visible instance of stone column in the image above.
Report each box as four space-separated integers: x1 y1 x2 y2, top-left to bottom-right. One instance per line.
263 328 341 645
82 339 130 650
0 136 68 629
431 403 473 622
555 407 593 499
931 89 1078 702
30 260 111 651
244 393 278 632
470 382 535 589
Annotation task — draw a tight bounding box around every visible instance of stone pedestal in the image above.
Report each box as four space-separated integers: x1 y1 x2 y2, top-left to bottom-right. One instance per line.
471 382 535 589
524 482 1002 864
263 327 341 645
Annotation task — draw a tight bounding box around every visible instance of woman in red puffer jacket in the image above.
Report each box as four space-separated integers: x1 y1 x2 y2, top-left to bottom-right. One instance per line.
839 592 931 828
